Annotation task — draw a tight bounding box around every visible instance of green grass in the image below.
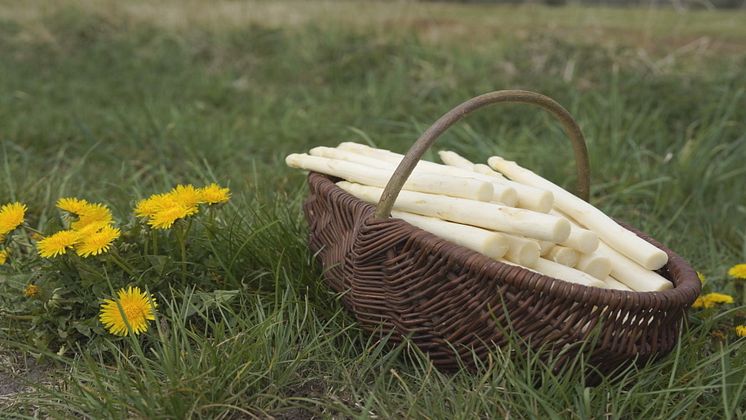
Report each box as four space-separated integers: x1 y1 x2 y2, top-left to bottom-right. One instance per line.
1 0 745 418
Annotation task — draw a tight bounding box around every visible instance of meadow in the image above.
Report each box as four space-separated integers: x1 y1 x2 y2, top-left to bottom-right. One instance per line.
1 0 745 418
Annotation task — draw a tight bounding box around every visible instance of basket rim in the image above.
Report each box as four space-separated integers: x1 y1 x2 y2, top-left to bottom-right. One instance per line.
314 173 701 311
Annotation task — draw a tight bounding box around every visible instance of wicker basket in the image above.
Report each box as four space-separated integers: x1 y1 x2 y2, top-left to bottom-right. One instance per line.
302 90 701 378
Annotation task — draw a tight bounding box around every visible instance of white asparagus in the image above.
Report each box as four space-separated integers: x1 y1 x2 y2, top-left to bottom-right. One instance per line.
339 142 465 176
575 254 612 280
556 194 667 288
438 150 478 170
314 146 517 205
594 242 673 292
488 156 668 270
499 258 607 288
310 146 394 170
533 258 607 288
549 210 599 253
337 142 534 208
604 276 634 291
337 181 571 242
286 154 494 202
338 141 403 159
538 240 555 256
545 246 580 268
439 150 554 213
391 211 509 259
502 234 541 267
473 163 503 177
472 164 554 213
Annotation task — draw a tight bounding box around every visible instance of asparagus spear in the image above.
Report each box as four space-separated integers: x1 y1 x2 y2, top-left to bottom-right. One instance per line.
488 155 668 270
336 142 550 212
337 181 571 243
309 146 518 205
286 153 493 202
391 210 509 259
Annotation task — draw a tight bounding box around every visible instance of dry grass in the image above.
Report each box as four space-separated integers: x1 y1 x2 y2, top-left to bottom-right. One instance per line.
0 351 53 411
2 0 745 53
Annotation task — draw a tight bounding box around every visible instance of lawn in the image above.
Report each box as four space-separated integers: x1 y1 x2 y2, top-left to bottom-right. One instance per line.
1 0 745 418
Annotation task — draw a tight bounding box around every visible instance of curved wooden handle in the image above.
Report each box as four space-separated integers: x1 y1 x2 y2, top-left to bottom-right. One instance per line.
374 90 591 219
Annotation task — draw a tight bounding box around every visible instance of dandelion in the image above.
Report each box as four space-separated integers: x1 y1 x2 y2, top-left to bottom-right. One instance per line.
76 225 121 257
135 185 204 229
0 249 8 265
168 184 203 210
24 284 39 298
200 183 230 205
41 198 119 259
135 193 172 218
74 221 109 236
56 197 91 215
57 197 114 231
72 203 113 230
37 230 80 258
99 286 157 336
0 202 26 235
148 205 197 229
728 264 746 280
736 326 746 338
691 292 734 309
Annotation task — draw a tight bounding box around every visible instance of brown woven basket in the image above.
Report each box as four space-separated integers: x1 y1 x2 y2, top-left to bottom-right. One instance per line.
303 90 701 378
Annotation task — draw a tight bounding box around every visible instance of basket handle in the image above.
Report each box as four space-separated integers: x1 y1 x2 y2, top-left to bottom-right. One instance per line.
374 90 590 219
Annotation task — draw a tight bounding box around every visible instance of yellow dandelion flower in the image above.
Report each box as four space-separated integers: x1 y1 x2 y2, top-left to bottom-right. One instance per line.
200 183 230 205
736 326 746 338
37 230 81 258
75 225 120 257
728 263 746 280
135 186 203 229
167 184 203 211
73 221 109 236
135 193 174 218
72 203 113 230
56 197 90 215
57 198 114 231
707 293 734 305
691 298 704 309
24 284 39 298
0 249 8 265
0 202 26 235
148 205 197 230
99 286 157 336
691 292 735 309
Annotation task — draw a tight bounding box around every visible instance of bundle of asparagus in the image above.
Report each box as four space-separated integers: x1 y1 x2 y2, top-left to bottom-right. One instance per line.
286 142 673 292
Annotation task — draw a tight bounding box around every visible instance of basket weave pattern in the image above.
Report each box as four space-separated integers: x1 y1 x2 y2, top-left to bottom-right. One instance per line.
305 174 700 374
303 91 701 375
